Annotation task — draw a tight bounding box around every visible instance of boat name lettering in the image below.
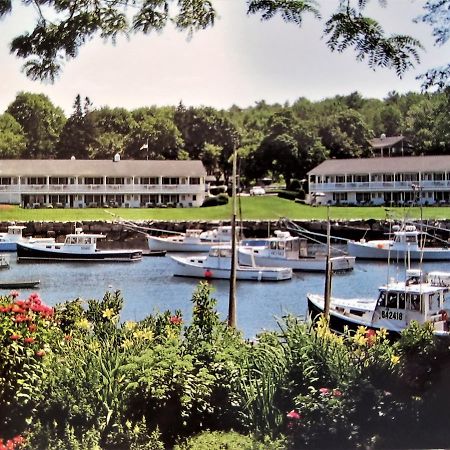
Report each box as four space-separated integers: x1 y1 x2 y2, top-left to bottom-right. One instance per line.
381 310 403 320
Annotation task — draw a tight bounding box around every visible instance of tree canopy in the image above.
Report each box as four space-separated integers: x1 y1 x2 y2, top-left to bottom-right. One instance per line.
1 0 446 88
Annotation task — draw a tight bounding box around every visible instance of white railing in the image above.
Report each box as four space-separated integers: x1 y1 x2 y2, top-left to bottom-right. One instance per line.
0 184 205 195
310 180 450 192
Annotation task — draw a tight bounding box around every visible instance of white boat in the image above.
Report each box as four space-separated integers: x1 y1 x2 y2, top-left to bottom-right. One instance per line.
147 225 239 252
239 231 355 272
307 268 450 338
17 228 143 262
170 245 292 281
347 224 450 260
0 225 55 252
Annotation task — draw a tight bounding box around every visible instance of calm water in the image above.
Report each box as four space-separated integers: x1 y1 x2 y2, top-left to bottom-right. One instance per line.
1 254 449 338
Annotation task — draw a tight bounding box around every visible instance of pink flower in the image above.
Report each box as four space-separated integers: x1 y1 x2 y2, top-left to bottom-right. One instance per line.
35 349 46 357
319 387 330 395
286 409 301 420
9 291 19 299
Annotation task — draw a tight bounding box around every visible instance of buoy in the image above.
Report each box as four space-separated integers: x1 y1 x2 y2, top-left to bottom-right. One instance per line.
204 269 213 278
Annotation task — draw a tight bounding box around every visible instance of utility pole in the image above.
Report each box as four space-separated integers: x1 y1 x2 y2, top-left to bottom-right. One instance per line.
228 146 237 328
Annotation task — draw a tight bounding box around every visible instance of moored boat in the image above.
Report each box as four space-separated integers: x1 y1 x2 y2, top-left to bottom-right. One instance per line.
147 226 239 252
239 231 355 272
307 268 450 338
347 224 450 260
0 280 40 289
170 245 292 281
17 228 142 262
0 225 55 252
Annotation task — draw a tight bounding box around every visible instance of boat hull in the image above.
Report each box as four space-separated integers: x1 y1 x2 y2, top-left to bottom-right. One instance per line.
170 255 292 281
238 250 354 272
0 243 18 252
17 243 143 262
348 241 450 260
147 236 212 252
0 280 40 289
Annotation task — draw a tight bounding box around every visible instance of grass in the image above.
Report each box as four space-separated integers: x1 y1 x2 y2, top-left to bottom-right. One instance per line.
0 197 449 222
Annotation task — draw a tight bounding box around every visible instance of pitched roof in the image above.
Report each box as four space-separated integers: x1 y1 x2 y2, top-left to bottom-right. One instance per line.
308 155 450 176
0 159 206 177
370 135 404 148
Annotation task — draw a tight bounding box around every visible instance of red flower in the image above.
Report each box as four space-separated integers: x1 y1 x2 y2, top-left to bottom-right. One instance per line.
333 389 342 397
169 315 182 325
9 291 19 299
64 334 72 341
319 387 330 395
28 323 37 332
286 409 301 420
24 337 35 344
10 333 21 341
11 304 25 314
35 349 46 357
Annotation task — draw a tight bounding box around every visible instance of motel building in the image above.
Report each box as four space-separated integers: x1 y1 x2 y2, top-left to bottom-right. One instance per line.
307 155 450 206
0 156 207 208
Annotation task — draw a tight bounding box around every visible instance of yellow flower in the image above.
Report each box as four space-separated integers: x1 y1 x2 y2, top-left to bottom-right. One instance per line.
390 354 400 365
102 308 116 320
76 318 90 330
132 328 154 341
354 334 367 346
121 339 133 349
376 328 388 340
124 321 137 331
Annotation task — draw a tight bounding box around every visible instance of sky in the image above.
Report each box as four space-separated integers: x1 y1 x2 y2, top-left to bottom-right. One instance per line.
0 0 448 116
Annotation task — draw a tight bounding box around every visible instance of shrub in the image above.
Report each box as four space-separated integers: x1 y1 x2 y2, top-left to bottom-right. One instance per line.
201 194 229 207
277 191 298 201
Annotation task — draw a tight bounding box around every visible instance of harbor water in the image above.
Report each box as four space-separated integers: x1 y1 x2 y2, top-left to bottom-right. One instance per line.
1 254 448 339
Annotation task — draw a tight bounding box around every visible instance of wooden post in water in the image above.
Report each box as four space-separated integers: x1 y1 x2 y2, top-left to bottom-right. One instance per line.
228 147 237 328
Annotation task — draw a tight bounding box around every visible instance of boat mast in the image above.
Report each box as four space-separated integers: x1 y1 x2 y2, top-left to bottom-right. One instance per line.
228 146 237 328
324 205 332 320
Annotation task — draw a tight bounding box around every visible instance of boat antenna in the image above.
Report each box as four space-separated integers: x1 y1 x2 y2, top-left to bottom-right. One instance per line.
323 205 332 321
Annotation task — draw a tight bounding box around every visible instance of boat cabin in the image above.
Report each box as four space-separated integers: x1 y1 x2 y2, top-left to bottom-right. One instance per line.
374 270 447 330
391 225 421 249
0 225 26 241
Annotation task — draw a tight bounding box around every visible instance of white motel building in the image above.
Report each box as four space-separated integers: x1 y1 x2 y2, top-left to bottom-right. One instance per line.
307 155 450 206
0 156 207 208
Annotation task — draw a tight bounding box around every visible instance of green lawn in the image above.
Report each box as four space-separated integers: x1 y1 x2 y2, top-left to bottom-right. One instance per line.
0 196 449 222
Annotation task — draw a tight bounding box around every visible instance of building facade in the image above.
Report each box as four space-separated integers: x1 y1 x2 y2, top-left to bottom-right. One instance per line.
0 158 207 208
307 155 450 206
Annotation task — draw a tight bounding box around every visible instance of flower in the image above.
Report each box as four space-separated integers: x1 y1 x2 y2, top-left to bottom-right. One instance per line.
124 321 137 331
28 323 37 332
319 387 330 395
333 389 342 397
169 315 182 325
10 333 21 341
390 354 400 365
102 308 116 320
24 337 35 344
76 318 90 330
35 349 46 357
286 409 301 420
9 291 19 299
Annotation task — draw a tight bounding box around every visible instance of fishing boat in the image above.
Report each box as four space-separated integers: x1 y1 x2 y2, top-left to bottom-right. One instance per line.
347 224 450 260
16 228 143 262
239 231 355 272
0 225 55 252
147 226 239 252
170 245 292 281
307 268 450 338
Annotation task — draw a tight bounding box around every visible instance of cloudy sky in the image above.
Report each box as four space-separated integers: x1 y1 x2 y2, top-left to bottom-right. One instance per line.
1 0 447 115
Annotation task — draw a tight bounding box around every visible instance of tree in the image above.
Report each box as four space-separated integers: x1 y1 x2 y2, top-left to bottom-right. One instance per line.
6 92 66 158
319 109 373 158
55 95 98 159
1 1 427 83
0 113 27 158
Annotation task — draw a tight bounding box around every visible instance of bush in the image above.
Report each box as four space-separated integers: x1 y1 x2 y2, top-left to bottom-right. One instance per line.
174 431 285 450
277 191 298 201
201 194 229 207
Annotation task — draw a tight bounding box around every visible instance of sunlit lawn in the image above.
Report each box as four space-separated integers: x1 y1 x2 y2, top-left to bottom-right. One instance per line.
0 196 449 222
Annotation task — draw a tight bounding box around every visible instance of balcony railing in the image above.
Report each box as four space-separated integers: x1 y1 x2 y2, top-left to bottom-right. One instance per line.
0 183 205 195
309 180 450 192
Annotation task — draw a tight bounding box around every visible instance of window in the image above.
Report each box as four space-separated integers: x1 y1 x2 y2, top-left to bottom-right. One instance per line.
140 177 159 184
386 292 398 308
190 177 200 185
106 177 124 185
84 177 103 185
49 177 68 185
333 192 347 202
335 175 345 183
0 178 11 185
162 177 179 185
28 177 46 185
354 174 369 183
